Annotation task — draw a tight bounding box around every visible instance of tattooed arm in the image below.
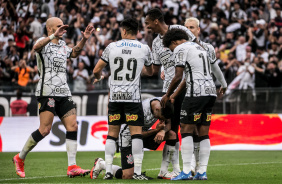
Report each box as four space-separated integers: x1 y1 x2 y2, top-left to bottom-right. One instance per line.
71 25 94 58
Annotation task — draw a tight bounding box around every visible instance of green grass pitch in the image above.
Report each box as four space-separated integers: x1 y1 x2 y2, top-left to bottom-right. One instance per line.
0 151 282 183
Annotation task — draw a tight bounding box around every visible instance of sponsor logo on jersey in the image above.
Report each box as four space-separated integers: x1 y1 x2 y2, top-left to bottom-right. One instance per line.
181 110 187 116
112 92 132 100
205 87 216 95
206 114 212 121
109 114 120 122
126 154 134 164
194 113 202 121
48 98 55 107
55 87 68 94
126 114 138 122
116 40 141 48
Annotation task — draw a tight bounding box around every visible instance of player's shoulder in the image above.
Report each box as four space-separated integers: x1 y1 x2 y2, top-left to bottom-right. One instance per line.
200 40 215 50
175 41 194 52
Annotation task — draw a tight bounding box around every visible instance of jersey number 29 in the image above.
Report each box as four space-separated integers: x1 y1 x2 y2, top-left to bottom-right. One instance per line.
114 57 137 81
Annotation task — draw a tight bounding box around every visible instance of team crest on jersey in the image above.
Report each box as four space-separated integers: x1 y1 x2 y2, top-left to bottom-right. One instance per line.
194 113 202 121
126 114 138 122
126 154 134 164
109 114 120 122
48 98 55 107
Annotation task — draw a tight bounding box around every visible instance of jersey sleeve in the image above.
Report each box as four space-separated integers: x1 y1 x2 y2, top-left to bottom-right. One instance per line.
100 44 111 63
152 40 161 65
207 44 217 64
174 46 187 67
144 45 153 66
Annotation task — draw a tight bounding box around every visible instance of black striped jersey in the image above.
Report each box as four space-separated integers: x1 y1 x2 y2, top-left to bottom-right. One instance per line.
152 25 196 93
35 37 72 97
119 97 161 147
173 41 217 97
101 39 152 103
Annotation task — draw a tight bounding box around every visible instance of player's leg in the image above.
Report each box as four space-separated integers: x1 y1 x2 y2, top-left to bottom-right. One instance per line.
90 157 122 179
59 97 89 177
170 91 185 174
158 130 177 179
104 102 122 178
13 98 55 178
193 96 216 180
120 146 134 179
192 126 200 175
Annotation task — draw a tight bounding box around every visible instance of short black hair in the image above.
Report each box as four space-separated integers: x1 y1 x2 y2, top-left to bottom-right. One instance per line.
163 28 188 48
161 100 174 119
16 89 22 99
146 8 164 23
120 18 139 35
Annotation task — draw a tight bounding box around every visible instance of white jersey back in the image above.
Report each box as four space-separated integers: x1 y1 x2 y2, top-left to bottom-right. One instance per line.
119 97 161 147
173 42 216 97
102 39 152 103
152 25 196 93
35 37 72 97
199 40 217 64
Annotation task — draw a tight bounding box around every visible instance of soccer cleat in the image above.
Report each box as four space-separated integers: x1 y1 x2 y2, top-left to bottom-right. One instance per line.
67 165 90 178
103 172 113 179
133 172 153 180
12 153 25 178
171 171 193 180
170 171 181 178
193 172 208 180
157 171 172 179
90 158 104 179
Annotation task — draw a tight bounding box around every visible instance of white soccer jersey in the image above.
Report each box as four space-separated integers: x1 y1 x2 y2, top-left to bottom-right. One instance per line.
119 97 161 147
173 42 217 97
152 25 196 92
101 39 152 103
35 37 72 97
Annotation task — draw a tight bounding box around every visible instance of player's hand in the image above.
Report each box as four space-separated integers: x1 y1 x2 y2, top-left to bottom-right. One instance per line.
156 120 165 131
160 70 165 80
54 25 69 37
154 130 165 144
81 25 95 40
161 94 169 108
93 75 104 84
219 87 227 95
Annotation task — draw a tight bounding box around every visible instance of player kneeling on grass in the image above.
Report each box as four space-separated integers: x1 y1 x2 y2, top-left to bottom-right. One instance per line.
161 28 227 180
90 97 178 180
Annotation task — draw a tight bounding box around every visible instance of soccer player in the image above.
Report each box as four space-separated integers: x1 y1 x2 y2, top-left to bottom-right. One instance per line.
12 17 94 178
90 97 176 180
184 17 220 175
93 18 153 180
161 29 227 180
144 8 199 176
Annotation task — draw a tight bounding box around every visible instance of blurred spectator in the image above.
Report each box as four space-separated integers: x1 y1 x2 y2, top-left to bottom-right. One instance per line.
253 19 266 48
252 57 268 88
10 89 28 116
28 15 43 40
73 62 89 92
265 62 282 87
14 28 30 58
256 46 269 63
224 52 240 85
11 59 34 89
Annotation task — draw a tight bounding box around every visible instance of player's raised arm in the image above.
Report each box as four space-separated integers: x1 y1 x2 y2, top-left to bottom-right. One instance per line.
71 25 94 58
93 59 107 84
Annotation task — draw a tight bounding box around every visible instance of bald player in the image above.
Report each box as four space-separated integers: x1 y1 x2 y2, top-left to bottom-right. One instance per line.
12 17 94 178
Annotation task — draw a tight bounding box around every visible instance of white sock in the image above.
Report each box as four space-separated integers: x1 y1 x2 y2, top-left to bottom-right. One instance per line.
100 160 106 170
132 137 143 175
160 144 170 172
191 154 196 172
194 142 200 172
172 142 181 172
113 165 122 176
198 138 210 174
181 136 193 174
19 135 37 160
105 139 116 174
66 139 77 166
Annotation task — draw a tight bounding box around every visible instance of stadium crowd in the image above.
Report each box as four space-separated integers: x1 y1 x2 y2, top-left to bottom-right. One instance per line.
0 0 281 92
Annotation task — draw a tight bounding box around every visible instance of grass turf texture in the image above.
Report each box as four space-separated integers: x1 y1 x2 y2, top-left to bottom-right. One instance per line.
1 151 282 183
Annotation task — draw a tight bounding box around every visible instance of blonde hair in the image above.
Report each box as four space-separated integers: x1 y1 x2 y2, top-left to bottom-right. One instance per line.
185 17 200 28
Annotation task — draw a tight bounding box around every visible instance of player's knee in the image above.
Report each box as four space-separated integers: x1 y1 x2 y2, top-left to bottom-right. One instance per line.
41 127 51 136
167 130 176 139
68 121 78 131
122 173 133 179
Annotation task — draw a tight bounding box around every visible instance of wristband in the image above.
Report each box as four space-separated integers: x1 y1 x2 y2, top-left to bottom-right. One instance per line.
49 34 56 40
97 76 103 81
